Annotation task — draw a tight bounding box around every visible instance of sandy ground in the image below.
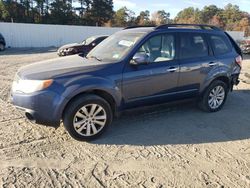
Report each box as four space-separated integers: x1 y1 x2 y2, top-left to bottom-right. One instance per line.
0 48 250 187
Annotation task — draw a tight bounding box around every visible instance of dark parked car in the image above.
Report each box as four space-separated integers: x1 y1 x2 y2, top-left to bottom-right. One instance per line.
57 35 108 56
240 40 250 54
0 33 6 51
242 44 250 54
11 24 242 141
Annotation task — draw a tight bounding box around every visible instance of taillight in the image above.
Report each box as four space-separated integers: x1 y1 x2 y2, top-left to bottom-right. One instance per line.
235 55 242 67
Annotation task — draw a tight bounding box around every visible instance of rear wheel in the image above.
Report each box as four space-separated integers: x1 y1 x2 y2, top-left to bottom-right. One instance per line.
63 94 113 141
199 80 228 112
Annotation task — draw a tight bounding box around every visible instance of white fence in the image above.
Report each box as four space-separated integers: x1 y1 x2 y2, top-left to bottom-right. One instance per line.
226 31 245 41
0 22 121 48
0 22 246 48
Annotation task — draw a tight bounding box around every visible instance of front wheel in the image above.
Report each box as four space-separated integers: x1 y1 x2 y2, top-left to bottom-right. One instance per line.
63 95 113 141
199 80 228 112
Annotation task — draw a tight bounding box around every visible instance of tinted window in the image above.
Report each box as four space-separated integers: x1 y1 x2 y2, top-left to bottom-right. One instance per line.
94 37 105 44
82 36 97 45
210 35 232 55
137 34 175 63
180 33 209 59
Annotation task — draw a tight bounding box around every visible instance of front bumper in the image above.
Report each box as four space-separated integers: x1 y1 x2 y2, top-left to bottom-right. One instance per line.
232 74 240 85
230 74 240 91
57 50 66 56
57 49 76 56
10 90 67 127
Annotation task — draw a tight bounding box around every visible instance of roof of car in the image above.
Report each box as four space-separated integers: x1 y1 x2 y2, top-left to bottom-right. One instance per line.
122 24 224 34
118 27 154 34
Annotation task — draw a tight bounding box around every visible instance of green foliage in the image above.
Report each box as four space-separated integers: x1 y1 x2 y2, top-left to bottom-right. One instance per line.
175 7 202 24
151 10 170 25
137 10 152 25
84 0 114 26
112 7 136 27
0 1 10 21
174 3 250 35
47 0 75 24
0 0 113 26
200 5 222 23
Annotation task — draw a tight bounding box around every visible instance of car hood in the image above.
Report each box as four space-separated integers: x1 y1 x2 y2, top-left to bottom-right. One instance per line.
18 55 112 80
58 43 84 50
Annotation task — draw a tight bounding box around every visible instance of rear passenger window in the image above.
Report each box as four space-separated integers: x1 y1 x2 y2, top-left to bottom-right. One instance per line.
180 33 209 59
210 35 232 55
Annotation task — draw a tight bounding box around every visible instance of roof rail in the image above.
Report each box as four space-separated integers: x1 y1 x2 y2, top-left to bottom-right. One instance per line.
155 24 222 31
123 25 155 30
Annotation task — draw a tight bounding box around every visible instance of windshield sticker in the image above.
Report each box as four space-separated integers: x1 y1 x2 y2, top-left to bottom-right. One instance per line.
118 40 134 47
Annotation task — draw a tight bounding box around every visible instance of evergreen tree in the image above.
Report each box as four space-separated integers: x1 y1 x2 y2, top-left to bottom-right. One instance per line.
84 0 114 26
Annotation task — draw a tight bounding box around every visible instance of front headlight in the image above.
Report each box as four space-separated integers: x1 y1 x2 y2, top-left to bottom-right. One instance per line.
12 78 53 94
64 48 74 52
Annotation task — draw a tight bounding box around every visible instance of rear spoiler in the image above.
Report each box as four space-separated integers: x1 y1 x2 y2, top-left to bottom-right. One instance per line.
225 32 243 58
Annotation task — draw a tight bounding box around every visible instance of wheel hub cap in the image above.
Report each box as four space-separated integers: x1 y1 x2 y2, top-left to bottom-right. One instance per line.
208 86 225 109
73 104 107 136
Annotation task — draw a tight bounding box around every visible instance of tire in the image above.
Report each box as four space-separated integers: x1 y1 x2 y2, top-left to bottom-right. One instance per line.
63 94 113 141
0 43 5 51
199 80 229 112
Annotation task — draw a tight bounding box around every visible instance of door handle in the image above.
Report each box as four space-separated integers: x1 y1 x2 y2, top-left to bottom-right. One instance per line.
208 62 217 67
167 67 178 72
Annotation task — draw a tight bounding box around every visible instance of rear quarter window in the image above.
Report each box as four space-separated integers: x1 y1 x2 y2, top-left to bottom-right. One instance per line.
209 34 232 56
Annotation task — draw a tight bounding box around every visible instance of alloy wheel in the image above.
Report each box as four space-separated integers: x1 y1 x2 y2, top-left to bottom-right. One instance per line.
208 86 225 109
73 104 107 136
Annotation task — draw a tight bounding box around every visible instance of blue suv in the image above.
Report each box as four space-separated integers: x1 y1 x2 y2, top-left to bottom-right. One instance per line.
11 24 242 141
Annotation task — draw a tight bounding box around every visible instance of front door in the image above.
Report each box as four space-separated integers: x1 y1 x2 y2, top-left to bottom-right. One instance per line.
122 33 179 106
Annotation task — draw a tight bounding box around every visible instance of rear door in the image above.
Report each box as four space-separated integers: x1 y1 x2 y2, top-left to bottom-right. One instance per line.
177 32 215 94
208 33 240 78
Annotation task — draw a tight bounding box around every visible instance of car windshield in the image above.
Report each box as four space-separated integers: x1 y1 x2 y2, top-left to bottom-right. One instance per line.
82 37 96 45
86 32 146 62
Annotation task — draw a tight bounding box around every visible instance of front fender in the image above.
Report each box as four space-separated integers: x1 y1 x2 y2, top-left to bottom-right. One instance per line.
57 76 122 114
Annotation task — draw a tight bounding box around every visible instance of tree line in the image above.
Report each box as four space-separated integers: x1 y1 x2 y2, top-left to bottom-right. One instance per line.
0 1 249 35
0 0 114 26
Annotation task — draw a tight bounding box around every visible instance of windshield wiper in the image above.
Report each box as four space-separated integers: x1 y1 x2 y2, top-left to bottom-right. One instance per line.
87 55 102 62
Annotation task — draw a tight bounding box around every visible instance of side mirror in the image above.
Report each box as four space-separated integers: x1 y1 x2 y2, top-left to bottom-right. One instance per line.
130 53 150 65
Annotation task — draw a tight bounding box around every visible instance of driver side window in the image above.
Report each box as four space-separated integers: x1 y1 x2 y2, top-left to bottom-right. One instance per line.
137 34 175 63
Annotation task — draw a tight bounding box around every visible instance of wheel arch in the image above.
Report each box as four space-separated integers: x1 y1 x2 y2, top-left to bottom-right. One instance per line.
215 76 230 88
62 89 117 119
200 75 231 95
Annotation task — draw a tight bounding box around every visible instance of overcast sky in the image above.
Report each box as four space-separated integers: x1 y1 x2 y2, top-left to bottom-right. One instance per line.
113 0 250 18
